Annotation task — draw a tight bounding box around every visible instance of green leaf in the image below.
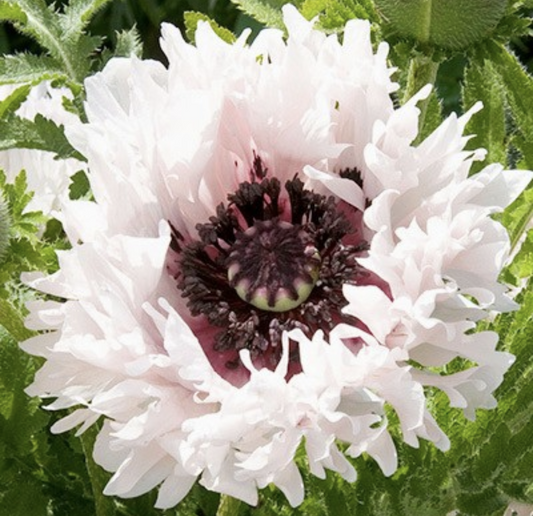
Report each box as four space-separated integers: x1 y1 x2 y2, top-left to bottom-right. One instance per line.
301 0 377 30
2 0 77 77
402 53 441 143
0 53 67 86
463 58 507 174
374 0 507 50
184 11 237 44
488 43 533 168
0 476 49 516
0 328 49 516
0 113 85 161
113 27 143 58
448 283 533 510
502 188 533 263
507 230 533 281
0 328 48 458
216 494 245 516
0 171 32 220
0 1 26 23
0 83 31 119
59 0 113 37
79 426 115 516
418 90 443 140
0 298 34 342
69 170 91 200
231 0 286 29
0 0 109 83
0 171 62 298
454 485 508 516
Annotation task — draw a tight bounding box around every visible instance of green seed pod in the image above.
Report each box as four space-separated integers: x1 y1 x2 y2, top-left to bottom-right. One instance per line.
375 0 508 50
0 193 10 262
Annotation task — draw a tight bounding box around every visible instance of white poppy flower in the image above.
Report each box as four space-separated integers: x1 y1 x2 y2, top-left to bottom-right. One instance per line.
22 5 531 509
0 81 84 215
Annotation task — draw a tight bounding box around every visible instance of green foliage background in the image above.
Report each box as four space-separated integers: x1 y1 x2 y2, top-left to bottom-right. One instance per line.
0 1 532 515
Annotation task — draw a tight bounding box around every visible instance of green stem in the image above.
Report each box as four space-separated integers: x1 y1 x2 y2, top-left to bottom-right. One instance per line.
80 425 116 516
509 196 533 257
0 194 10 261
403 54 440 138
216 494 243 516
416 0 433 43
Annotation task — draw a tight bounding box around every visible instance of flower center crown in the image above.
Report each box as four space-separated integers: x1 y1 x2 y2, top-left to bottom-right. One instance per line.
227 219 320 312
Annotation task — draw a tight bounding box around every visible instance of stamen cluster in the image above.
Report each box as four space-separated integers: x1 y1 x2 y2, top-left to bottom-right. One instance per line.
174 162 368 367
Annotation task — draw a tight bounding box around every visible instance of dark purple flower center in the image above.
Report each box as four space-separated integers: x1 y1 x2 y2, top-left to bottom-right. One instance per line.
170 158 369 370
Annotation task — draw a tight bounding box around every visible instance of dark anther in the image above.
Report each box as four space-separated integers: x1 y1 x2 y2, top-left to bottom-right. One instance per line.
173 155 369 369
169 222 185 253
340 167 371 208
196 203 240 251
251 150 268 180
339 167 364 189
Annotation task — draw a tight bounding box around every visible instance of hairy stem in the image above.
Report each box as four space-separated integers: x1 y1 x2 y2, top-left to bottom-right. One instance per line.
403 54 440 137
80 426 115 516
217 494 243 516
509 197 533 258
416 0 433 43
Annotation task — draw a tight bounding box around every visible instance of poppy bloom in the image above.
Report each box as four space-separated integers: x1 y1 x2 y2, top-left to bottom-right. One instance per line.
22 6 531 508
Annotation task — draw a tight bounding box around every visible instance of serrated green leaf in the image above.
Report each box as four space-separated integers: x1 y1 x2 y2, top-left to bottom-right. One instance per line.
301 0 377 30
448 283 533 509
488 42 533 168
113 27 143 58
0 113 85 161
0 1 26 23
2 0 75 74
1 0 105 83
0 171 62 292
502 188 533 260
463 58 506 174
418 90 443 141
69 169 91 200
0 298 34 342
0 170 33 221
472 423 511 483
231 0 286 29
78 426 115 516
507 230 533 280
60 0 113 37
402 54 441 143
0 83 30 119
0 328 49 516
455 485 508 516
0 53 67 85
0 329 48 451
37 430 97 516
375 0 507 50
184 11 237 44
0 476 49 516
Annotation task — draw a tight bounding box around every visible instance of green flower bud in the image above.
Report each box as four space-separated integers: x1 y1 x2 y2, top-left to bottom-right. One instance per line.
375 0 508 50
0 193 10 262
